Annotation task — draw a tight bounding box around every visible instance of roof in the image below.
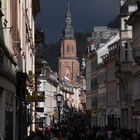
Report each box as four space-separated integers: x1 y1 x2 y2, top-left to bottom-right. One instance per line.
127 10 140 25
120 0 137 15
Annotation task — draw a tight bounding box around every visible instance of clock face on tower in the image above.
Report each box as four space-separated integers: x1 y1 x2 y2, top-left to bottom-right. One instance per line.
66 17 71 23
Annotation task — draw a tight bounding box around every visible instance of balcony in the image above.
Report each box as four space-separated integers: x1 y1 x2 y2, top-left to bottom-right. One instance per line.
115 61 132 82
116 61 132 74
133 48 140 65
120 62 132 73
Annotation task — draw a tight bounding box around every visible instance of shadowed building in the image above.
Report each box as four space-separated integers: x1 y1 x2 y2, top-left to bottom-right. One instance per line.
127 1 140 132
115 0 137 129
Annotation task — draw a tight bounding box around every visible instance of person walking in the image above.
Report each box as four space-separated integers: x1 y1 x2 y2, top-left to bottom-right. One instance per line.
130 131 139 140
113 129 122 140
31 130 44 140
50 131 59 140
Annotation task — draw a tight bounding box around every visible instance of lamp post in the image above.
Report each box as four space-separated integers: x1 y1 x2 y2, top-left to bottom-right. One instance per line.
126 103 134 129
56 92 63 132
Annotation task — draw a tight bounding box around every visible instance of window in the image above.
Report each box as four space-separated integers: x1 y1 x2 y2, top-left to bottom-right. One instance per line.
99 32 103 38
94 32 97 37
67 45 69 52
124 23 127 30
65 66 71 80
91 78 98 91
124 42 128 61
72 46 74 52
124 19 127 30
91 59 97 72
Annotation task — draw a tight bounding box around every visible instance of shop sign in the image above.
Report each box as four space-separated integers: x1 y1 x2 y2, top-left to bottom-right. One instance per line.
26 95 45 102
36 107 44 112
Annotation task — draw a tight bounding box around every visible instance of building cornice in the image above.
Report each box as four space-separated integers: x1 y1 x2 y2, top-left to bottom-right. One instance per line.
127 10 140 25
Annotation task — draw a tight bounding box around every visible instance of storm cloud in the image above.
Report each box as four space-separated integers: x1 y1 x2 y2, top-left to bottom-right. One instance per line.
36 0 120 43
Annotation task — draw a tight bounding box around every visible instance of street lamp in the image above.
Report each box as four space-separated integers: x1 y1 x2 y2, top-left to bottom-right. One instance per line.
56 93 63 104
56 92 63 131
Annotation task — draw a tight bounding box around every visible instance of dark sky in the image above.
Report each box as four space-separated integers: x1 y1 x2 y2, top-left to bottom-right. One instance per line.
36 0 120 44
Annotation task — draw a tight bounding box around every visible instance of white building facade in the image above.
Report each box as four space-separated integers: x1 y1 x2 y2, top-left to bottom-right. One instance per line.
0 0 39 139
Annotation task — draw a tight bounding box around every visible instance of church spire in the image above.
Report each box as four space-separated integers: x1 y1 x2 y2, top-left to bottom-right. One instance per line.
63 1 74 39
67 1 71 17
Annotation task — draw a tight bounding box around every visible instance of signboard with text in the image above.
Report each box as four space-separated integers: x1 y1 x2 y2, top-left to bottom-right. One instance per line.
26 95 45 102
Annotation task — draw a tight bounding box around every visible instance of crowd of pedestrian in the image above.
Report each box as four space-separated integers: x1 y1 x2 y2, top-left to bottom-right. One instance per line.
27 111 140 140
27 123 140 140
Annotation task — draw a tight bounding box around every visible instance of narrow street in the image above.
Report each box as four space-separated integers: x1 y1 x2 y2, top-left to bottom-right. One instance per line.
0 0 140 140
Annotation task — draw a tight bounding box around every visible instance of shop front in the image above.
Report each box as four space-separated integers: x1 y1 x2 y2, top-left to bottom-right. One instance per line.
133 99 140 132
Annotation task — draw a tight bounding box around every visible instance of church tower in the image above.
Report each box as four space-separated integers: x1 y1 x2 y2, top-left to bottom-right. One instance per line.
59 2 80 83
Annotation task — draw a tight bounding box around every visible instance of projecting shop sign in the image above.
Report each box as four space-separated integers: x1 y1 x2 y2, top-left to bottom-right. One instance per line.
26 95 45 102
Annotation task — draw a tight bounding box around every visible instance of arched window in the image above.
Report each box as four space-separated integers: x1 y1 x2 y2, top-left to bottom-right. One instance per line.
65 66 71 80
67 45 69 52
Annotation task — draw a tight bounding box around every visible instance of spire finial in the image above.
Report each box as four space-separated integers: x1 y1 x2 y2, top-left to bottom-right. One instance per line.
67 0 71 17
63 0 74 39
68 0 70 8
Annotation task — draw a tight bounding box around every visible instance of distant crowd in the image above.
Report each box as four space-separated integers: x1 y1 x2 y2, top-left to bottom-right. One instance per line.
27 111 140 140
27 123 140 140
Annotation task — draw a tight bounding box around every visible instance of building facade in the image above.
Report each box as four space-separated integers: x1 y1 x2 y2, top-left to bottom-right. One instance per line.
0 0 40 139
86 27 119 127
96 33 120 127
0 1 17 139
104 40 120 128
97 63 107 127
127 2 140 132
115 0 137 129
36 61 58 128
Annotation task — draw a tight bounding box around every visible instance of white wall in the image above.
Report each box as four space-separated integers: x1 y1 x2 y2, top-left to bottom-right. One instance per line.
97 33 120 64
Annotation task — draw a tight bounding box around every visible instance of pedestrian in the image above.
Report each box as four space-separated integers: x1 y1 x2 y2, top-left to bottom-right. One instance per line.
96 129 105 140
50 131 59 140
31 130 44 140
107 127 112 140
86 127 93 140
113 129 122 140
130 131 139 140
59 131 69 140
27 131 35 140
